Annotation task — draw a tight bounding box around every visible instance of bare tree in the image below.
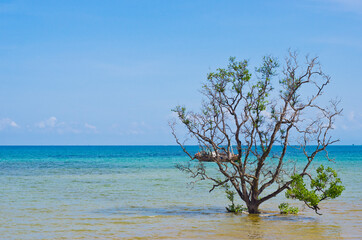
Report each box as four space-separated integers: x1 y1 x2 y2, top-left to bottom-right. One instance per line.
170 51 342 214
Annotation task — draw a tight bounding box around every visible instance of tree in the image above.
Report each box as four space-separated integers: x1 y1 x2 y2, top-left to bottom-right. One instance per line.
170 51 343 214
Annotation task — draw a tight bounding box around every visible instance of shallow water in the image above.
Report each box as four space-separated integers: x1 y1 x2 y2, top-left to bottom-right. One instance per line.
0 146 361 239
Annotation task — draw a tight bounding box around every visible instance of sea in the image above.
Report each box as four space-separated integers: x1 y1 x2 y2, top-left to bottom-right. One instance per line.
0 146 361 239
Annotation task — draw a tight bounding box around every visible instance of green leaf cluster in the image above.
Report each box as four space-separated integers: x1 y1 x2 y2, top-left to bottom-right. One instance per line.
226 203 246 213
286 165 345 214
206 57 252 96
278 203 299 214
172 106 192 126
224 184 246 213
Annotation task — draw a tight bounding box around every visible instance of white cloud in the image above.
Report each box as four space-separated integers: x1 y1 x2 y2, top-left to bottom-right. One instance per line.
36 116 58 128
34 117 100 134
84 123 96 130
129 129 144 135
128 121 150 135
10 121 18 127
0 118 19 130
110 121 150 136
348 111 355 121
335 110 362 131
131 121 146 127
84 123 98 133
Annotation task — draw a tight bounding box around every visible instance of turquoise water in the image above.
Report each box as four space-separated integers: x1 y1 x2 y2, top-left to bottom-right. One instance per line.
0 146 361 239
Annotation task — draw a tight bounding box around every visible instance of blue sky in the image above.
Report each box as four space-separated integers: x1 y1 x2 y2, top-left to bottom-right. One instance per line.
0 0 361 145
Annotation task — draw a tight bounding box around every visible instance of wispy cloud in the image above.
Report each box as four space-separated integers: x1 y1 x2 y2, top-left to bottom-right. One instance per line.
128 121 149 135
110 121 150 135
336 110 362 130
84 123 96 130
310 36 362 49
311 0 362 15
329 0 362 12
36 116 58 128
348 111 355 121
34 117 98 134
0 118 19 130
84 123 98 133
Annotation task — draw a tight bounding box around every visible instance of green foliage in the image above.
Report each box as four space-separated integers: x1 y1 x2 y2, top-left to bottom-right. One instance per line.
286 165 345 214
172 105 192 126
224 184 247 213
226 203 246 214
205 57 252 97
278 203 299 214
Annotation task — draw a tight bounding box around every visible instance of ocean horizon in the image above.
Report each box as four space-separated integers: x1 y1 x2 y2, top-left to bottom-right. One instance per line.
1 145 361 239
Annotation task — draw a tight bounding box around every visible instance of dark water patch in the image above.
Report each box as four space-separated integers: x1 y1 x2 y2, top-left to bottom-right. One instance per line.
262 214 316 222
93 206 226 217
93 206 321 224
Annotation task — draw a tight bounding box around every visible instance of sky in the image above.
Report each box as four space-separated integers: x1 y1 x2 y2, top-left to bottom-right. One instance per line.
0 0 361 145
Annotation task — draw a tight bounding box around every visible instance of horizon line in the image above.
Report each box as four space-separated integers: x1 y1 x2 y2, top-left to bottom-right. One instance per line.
0 144 359 147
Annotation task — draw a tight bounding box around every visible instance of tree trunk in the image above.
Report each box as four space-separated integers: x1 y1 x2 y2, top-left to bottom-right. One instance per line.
247 202 260 214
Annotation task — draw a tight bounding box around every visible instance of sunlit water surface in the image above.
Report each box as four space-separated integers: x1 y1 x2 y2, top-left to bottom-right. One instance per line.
0 146 361 239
